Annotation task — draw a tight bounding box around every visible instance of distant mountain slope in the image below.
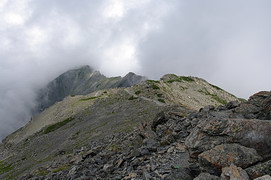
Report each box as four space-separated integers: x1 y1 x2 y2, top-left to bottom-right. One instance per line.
130 74 238 110
35 65 147 112
0 72 241 179
5 74 238 145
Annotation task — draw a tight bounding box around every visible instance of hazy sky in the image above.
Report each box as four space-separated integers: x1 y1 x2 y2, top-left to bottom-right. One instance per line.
1 0 271 139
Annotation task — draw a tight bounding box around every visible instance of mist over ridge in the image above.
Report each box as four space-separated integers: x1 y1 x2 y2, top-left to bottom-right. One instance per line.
1 0 271 139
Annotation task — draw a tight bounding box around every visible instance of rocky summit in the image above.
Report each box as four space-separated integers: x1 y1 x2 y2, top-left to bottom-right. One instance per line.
0 66 270 180
35 65 147 113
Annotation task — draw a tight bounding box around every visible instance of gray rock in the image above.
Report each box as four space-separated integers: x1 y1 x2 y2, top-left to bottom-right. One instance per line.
198 144 262 174
103 163 114 172
226 101 240 109
193 173 220 180
221 164 250 180
140 147 151 156
68 166 78 176
185 118 271 158
165 168 192 180
246 160 271 179
143 170 152 180
235 91 271 120
200 105 215 112
143 138 158 152
254 175 271 180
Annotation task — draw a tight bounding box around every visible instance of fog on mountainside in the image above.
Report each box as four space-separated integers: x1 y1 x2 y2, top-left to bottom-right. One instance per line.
35 65 146 113
1 0 271 140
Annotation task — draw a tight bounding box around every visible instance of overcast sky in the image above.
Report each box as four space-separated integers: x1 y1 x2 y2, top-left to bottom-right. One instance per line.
1 0 271 139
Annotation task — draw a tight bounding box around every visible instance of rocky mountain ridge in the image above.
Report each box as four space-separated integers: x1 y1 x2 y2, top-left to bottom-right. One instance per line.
0 66 270 180
4 73 238 145
35 65 147 112
1 91 269 180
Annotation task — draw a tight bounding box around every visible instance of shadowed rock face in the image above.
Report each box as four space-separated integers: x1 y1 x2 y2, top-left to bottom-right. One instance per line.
221 164 250 180
235 91 271 120
186 91 271 159
185 91 271 179
35 66 147 112
246 160 271 179
186 118 271 158
198 143 262 175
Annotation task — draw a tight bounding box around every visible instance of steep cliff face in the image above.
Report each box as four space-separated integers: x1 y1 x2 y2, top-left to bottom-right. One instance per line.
35 65 147 112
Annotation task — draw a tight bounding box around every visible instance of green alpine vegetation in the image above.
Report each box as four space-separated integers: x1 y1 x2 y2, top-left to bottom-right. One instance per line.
43 117 75 134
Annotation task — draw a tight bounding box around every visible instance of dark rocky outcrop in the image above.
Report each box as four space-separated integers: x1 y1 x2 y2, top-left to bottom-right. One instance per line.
235 91 271 120
220 164 250 180
186 91 271 179
198 143 262 175
194 173 220 180
35 65 146 112
185 118 271 158
246 160 271 179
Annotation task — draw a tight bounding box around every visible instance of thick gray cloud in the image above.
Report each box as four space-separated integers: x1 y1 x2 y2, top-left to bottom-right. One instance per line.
139 0 271 96
0 0 271 139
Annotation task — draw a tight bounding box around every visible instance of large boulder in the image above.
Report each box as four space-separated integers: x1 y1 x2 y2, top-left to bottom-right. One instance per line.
185 118 271 158
248 91 271 107
254 175 271 180
236 91 271 120
246 160 271 179
198 144 262 175
260 93 271 120
221 164 250 180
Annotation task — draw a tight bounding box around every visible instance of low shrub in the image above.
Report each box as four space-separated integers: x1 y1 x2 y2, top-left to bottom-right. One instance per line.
79 96 98 101
151 84 160 90
128 96 138 100
135 90 141 95
158 98 166 103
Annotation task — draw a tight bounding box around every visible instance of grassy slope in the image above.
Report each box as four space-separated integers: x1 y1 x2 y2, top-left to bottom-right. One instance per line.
0 88 165 179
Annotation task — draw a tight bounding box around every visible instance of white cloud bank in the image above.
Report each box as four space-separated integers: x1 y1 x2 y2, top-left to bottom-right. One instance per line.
0 0 271 139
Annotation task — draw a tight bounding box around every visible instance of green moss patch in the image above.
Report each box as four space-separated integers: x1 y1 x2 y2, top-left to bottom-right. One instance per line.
211 95 227 105
179 76 195 82
198 89 227 105
158 98 166 103
79 96 99 101
52 165 71 173
36 169 50 176
146 80 161 89
107 144 122 152
128 96 138 100
0 161 14 175
43 117 75 134
167 76 195 83
135 90 141 95
151 84 160 90
147 80 160 83
157 93 163 97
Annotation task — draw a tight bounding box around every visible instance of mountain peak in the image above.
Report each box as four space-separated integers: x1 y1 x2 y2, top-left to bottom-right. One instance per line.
124 72 136 76
66 65 93 74
118 72 147 87
35 66 146 112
